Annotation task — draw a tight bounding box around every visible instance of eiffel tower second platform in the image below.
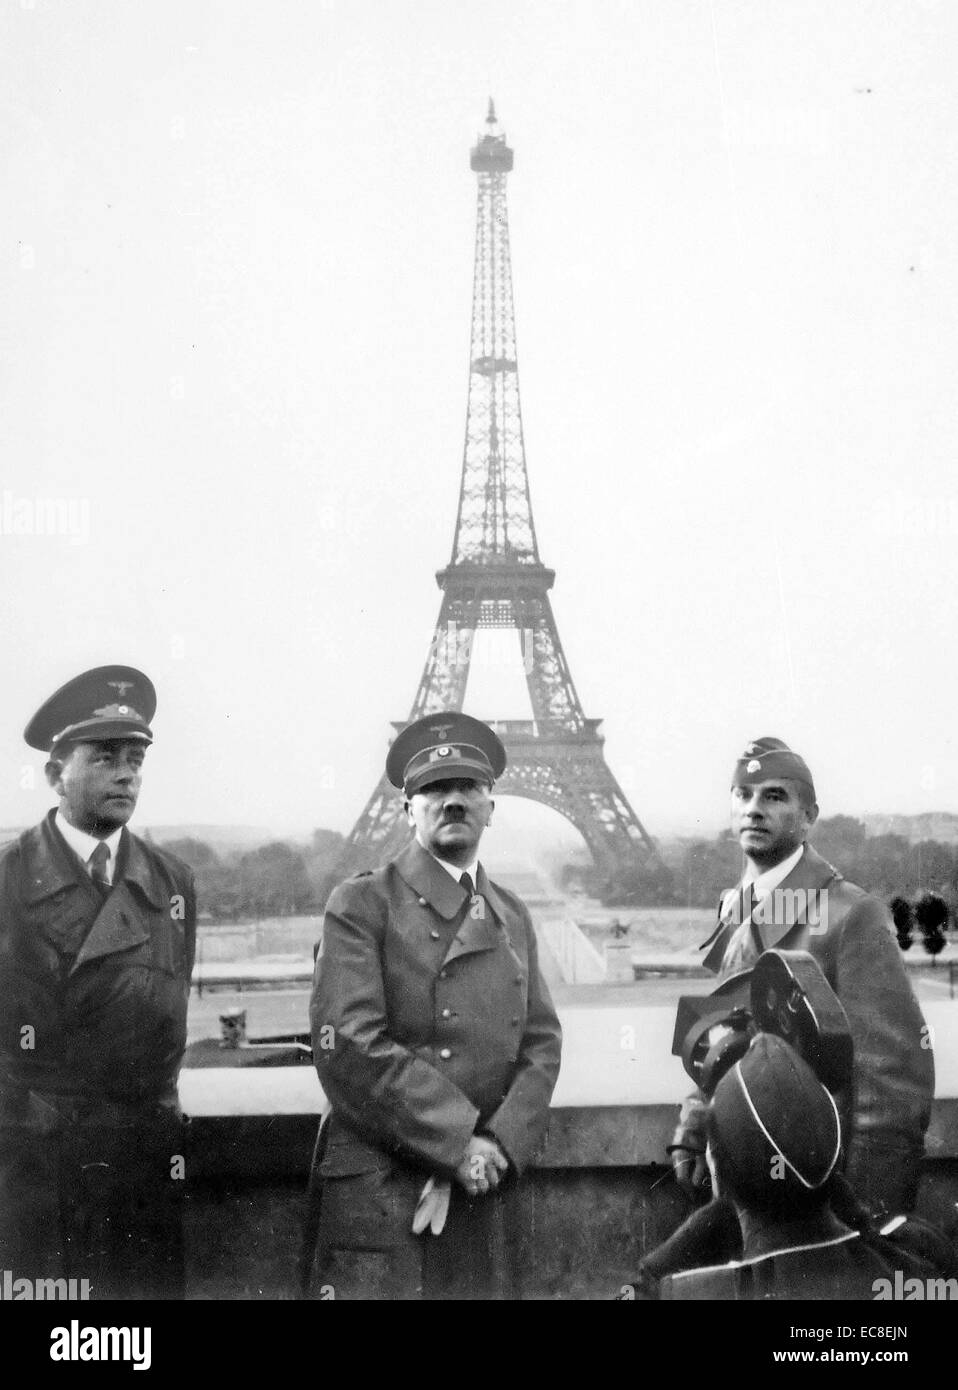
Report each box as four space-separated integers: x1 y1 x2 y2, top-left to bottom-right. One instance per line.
340 105 669 901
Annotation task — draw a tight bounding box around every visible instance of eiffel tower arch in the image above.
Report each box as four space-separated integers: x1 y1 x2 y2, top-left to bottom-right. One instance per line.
341 104 669 900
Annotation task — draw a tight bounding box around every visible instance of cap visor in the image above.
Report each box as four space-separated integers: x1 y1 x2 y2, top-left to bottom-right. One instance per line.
405 758 494 795
52 722 153 747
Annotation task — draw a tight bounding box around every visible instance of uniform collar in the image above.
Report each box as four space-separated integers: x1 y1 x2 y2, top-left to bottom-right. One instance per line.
422 842 480 886
21 809 166 910
743 842 805 893
702 843 841 968
55 809 123 882
720 843 806 917
772 842 842 893
395 839 510 927
396 840 472 919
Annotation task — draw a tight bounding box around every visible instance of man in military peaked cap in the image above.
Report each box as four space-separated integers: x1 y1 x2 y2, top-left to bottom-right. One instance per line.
646 736 936 1288
307 712 562 1300
0 667 196 1298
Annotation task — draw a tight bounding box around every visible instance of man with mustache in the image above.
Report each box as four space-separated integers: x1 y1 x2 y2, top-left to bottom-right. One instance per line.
307 712 562 1300
0 666 195 1298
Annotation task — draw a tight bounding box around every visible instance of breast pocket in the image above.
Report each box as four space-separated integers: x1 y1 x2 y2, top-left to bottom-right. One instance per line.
381 905 447 1036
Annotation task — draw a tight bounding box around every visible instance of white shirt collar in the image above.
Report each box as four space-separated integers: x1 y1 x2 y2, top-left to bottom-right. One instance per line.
417 837 480 886
744 842 805 894
722 843 806 920
435 856 480 885
55 809 123 885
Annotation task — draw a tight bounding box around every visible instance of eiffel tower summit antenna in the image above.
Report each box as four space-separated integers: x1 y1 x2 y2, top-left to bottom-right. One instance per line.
341 106 668 899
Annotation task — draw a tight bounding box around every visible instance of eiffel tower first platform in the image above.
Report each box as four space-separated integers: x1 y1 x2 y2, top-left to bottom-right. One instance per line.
342 104 669 900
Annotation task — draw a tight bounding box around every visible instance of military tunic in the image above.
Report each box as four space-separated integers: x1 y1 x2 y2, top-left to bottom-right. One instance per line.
680 845 935 1216
308 840 562 1299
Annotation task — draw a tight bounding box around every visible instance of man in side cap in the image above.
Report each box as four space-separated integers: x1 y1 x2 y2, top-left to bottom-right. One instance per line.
669 737 934 1222
306 712 562 1299
661 1034 933 1300
0 667 196 1298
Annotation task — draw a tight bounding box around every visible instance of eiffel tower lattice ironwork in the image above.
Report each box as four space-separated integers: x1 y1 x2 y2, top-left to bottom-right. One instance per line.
343 103 666 893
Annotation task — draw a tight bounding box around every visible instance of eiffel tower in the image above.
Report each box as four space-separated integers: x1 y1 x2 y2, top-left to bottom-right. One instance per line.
342 103 668 898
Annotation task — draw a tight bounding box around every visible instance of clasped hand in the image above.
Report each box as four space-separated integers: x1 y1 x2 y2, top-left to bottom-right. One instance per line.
454 1135 509 1197
670 1147 709 1199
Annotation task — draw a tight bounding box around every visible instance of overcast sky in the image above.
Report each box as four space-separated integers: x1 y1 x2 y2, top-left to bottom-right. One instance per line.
2 0 957 848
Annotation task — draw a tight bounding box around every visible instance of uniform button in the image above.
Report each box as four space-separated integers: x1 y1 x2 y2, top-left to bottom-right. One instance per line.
511 1017 520 1026
430 930 440 940
441 1008 452 1019
418 897 427 906
439 1048 452 1060
439 970 447 979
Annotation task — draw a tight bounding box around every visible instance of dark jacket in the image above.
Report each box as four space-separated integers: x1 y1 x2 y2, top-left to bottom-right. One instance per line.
677 845 934 1211
660 1229 911 1301
0 810 196 1106
0 811 196 1294
310 840 562 1180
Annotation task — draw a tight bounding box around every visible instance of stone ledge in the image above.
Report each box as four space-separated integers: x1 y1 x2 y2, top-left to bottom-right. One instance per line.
183 1098 958 1180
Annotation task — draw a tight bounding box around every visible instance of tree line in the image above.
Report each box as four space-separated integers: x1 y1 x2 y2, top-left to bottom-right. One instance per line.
670 814 958 938
159 829 346 920
161 814 958 935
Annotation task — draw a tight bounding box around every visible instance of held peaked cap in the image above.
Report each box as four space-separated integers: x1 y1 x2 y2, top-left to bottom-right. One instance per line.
732 736 816 799
25 666 156 752
387 712 506 797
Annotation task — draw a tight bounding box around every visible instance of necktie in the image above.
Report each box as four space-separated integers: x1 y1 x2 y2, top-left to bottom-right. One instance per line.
89 842 111 894
743 882 765 953
719 883 756 974
742 882 754 924
459 871 475 899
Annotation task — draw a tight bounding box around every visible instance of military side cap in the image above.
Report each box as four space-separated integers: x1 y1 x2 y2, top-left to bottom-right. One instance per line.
387 712 506 796
708 1032 841 1210
732 736 815 799
25 666 156 752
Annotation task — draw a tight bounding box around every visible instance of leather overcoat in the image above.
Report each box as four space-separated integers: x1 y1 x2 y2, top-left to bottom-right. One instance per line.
0 810 196 1105
0 811 196 1293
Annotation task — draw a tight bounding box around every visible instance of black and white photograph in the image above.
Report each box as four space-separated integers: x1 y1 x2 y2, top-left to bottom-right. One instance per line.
1 0 956 1349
